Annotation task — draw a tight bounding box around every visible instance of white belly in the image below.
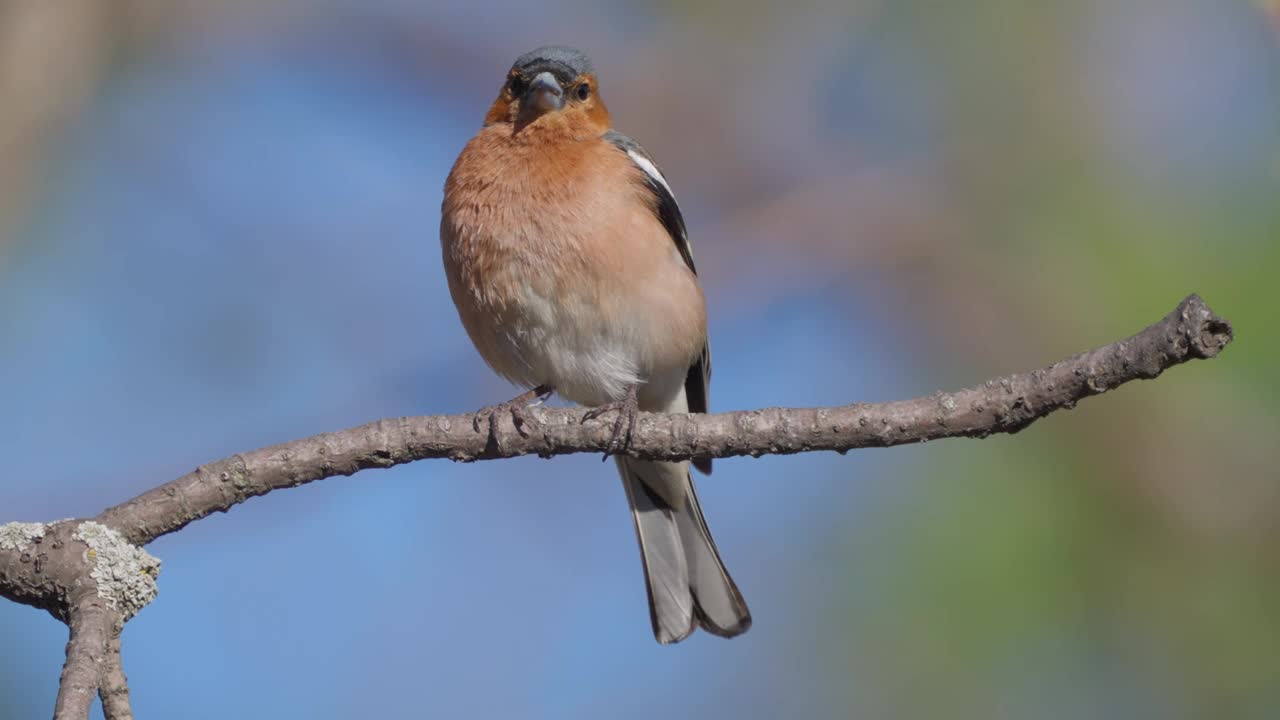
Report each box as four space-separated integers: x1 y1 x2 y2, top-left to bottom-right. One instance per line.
490 282 686 409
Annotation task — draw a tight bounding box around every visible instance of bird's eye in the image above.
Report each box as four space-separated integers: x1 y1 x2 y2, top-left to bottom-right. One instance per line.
509 76 526 95
576 83 591 101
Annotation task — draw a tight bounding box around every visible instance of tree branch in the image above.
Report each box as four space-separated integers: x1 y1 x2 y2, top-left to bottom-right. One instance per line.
99 633 133 720
54 599 117 720
95 293 1231 546
0 293 1236 719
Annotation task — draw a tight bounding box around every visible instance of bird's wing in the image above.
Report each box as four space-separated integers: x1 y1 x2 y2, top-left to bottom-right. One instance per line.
604 130 713 474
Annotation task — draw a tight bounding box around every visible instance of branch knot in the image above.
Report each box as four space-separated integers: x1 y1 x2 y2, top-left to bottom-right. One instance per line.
1178 293 1233 359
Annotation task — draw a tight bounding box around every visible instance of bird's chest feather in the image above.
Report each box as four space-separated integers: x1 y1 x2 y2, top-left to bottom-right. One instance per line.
441 126 705 406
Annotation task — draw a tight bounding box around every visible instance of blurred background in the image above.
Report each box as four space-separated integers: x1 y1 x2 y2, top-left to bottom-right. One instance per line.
1 1 1277 718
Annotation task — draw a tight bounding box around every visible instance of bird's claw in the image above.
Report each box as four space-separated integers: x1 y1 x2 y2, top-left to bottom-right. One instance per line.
473 385 552 447
582 386 640 460
472 402 534 441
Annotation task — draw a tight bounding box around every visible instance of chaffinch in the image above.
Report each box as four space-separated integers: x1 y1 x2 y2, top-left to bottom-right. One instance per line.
440 46 750 644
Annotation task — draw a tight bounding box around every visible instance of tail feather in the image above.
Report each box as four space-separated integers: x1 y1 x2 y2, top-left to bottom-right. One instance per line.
675 478 751 637
617 456 751 644
618 457 697 644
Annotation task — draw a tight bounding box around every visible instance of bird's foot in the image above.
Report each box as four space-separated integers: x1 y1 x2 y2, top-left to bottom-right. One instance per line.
581 384 640 461
473 384 553 446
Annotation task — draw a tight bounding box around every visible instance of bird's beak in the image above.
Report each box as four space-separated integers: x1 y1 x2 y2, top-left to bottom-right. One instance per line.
515 72 563 131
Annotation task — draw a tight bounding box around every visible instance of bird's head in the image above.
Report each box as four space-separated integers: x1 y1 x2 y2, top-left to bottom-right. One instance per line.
484 46 610 137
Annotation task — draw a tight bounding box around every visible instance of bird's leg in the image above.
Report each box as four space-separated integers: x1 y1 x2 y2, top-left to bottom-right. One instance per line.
581 383 641 460
473 384 554 442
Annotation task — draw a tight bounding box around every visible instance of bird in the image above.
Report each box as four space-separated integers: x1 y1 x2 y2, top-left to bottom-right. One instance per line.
439 46 751 644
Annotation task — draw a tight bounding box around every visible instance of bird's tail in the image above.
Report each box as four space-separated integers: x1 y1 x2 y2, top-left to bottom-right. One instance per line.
616 454 751 643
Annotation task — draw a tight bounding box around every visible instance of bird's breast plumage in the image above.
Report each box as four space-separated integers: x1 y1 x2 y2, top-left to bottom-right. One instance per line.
441 124 706 408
